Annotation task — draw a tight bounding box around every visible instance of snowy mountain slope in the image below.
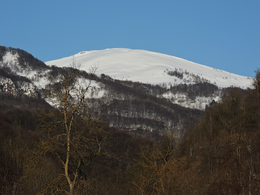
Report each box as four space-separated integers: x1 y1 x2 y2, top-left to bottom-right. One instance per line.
0 50 48 94
45 48 253 89
0 46 248 140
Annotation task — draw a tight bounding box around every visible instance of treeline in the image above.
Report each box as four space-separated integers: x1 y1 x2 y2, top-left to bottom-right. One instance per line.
49 68 203 140
176 74 260 194
169 82 219 99
95 74 203 139
0 71 260 194
96 98 200 140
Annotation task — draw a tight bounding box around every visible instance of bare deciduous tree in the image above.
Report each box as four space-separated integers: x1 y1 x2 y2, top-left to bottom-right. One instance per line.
38 59 102 195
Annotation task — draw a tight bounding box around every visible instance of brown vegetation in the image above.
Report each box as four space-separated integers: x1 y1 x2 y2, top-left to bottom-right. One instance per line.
1 70 260 195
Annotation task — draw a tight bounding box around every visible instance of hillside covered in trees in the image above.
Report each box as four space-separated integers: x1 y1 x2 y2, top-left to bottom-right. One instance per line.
1 69 260 194
0 46 259 194
0 46 208 141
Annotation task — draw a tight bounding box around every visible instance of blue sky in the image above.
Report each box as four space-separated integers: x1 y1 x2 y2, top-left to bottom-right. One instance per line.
1 0 260 77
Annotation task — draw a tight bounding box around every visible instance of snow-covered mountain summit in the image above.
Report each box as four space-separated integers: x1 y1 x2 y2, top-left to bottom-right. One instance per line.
46 48 253 89
0 46 253 139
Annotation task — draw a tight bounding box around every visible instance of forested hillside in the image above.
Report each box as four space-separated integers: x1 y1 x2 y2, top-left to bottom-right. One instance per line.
0 45 259 194
1 71 260 194
0 46 206 141
176 71 260 194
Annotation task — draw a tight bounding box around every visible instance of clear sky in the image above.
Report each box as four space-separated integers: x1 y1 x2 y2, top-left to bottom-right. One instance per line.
1 0 259 77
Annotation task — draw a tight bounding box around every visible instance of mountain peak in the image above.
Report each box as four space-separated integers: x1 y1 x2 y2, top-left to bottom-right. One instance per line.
46 48 253 89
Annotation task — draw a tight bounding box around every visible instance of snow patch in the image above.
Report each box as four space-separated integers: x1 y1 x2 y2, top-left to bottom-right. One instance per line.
2 51 19 65
162 91 222 110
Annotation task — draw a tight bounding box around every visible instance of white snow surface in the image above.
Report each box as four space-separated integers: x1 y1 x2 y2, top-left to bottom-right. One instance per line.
162 91 222 110
45 48 253 89
2 51 19 65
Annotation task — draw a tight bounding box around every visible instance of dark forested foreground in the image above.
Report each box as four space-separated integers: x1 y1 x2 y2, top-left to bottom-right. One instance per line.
1 71 260 195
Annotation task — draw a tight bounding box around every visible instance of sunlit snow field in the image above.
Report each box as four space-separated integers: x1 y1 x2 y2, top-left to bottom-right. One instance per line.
46 48 253 89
